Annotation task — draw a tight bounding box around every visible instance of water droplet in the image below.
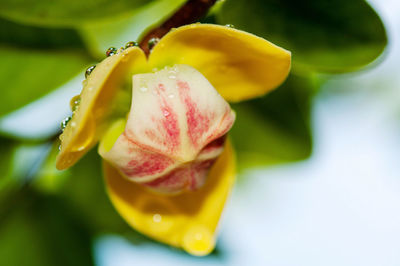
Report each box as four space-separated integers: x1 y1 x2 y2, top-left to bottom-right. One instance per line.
140 87 148 92
125 41 138 48
61 116 71 131
106 47 117 57
70 95 81 112
163 110 170 117
168 94 174 98
225 24 235 28
70 121 77 128
58 145 61 151
85 65 96 79
182 226 215 256
195 233 203 241
153 214 162 223
148 37 160 50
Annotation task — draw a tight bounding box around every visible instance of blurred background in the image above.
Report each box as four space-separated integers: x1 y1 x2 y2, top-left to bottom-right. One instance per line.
0 0 399 265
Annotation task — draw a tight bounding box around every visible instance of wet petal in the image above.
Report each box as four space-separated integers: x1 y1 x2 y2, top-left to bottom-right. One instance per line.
149 24 291 102
56 47 148 170
103 139 236 256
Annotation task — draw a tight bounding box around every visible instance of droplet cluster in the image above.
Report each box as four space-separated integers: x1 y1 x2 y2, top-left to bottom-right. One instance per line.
60 40 139 137
125 41 139 48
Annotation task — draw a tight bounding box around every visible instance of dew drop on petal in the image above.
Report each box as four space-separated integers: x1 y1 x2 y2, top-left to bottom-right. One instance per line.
70 95 81 112
225 24 235 28
85 65 96 79
163 110 170 117
148 37 160 50
106 47 117 57
182 226 215 256
60 116 71 131
153 214 162 223
125 41 139 48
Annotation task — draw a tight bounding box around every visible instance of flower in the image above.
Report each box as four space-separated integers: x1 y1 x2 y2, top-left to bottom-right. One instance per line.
98 64 236 194
56 24 290 256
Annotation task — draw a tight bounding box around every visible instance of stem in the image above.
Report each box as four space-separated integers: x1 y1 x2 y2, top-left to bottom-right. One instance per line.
139 0 217 56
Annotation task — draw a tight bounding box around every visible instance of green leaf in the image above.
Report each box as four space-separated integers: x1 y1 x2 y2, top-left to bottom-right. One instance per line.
0 0 151 27
35 143 70 192
0 47 90 117
55 149 131 234
0 138 17 191
79 0 185 58
0 140 51 196
217 0 387 73
230 74 314 169
0 18 84 49
0 18 91 118
0 189 94 266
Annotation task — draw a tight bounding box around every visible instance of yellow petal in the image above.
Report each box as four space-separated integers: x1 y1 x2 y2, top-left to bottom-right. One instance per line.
103 139 236 256
149 24 291 102
56 47 148 170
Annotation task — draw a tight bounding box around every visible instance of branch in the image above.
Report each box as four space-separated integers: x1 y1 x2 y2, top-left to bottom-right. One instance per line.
139 0 217 55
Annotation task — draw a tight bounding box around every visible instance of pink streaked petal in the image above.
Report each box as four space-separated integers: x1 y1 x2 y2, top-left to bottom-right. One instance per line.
101 64 236 194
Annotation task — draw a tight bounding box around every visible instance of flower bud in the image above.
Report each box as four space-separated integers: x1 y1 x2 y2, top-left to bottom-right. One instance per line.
99 64 235 194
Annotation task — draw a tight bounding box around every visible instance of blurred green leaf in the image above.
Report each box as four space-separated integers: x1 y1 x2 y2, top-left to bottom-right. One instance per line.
0 140 54 207
0 48 90 117
0 189 94 266
0 18 84 49
0 0 151 27
0 18 91 119
35 143 70 192
230 74 314 168
55 149 130 234
79 0 185 58
0 138 17 191
217 0 387 73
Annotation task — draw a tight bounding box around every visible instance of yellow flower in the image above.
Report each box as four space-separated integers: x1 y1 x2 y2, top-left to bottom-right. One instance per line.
56 24 290 256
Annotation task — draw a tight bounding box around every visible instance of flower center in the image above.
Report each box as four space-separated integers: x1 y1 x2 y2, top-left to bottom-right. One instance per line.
99 64 235 194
